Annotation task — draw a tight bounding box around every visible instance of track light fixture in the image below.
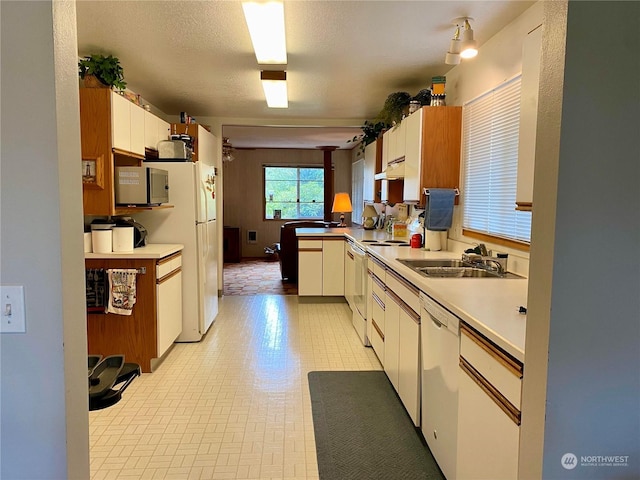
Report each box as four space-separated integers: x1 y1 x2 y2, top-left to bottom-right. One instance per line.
445 17 478 65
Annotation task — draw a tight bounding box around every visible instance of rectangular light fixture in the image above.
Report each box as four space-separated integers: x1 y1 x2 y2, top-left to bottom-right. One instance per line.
242 1 287 64
260 70 288 108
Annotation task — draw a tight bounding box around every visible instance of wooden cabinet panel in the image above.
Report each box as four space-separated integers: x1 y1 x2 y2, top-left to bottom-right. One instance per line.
420 107 462 200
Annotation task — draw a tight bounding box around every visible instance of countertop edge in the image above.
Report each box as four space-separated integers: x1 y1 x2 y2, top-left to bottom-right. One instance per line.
85 244 184 260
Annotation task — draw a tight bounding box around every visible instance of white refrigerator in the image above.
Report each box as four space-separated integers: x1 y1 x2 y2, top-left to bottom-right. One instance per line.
135 161 218 342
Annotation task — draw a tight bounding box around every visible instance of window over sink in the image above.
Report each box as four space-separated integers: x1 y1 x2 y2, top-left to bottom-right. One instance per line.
264 166 324 220
462 75 532 246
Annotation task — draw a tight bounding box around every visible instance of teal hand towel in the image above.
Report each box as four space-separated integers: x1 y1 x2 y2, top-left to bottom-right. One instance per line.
426 188 456 231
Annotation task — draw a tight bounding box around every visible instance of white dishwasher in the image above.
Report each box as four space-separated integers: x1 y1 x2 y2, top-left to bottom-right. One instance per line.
420 292 460 480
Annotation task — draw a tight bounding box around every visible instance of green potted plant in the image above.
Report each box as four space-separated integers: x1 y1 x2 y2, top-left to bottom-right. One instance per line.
78 54 127 90
348 120 389 153
376 91 412 126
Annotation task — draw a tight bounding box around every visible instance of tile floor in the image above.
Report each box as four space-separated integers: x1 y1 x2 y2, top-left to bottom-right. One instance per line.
90 295 382 479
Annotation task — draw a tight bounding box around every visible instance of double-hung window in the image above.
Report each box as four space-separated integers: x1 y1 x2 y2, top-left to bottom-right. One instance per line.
462 75 532 245
264 166 324 220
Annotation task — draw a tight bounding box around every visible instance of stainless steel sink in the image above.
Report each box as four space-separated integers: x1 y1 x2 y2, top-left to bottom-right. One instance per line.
396 258 523 279
396 259 469 268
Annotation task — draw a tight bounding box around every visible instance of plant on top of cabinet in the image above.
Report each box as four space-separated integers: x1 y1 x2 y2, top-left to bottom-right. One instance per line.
78 54 127 90
376 91 412 126
348 120 389 153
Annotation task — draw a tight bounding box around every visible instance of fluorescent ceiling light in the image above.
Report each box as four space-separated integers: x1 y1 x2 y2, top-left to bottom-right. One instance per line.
260 70 288 108
242 1 287 64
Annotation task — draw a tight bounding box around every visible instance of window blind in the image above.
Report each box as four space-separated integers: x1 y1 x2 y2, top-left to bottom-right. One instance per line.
462 76 532 243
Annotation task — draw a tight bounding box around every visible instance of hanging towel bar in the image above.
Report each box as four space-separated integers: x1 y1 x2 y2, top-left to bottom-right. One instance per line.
424 187 460 196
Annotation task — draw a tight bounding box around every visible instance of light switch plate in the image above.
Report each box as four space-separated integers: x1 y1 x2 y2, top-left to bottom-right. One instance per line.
1 285 26 333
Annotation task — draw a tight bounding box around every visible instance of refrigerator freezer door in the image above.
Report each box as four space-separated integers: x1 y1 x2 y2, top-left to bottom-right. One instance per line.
197 220 219 335
197 163 217 222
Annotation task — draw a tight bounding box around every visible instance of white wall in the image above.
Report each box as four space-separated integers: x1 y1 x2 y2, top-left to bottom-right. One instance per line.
222 148 352 258
522 1 640 478
0 1 89 478
442 1 544 276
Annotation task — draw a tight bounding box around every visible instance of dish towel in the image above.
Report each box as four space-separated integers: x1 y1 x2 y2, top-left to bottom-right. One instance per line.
425 188 456 231
106 269 138 315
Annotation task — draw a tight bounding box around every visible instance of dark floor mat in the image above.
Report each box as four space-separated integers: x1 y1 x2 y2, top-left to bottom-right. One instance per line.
308 370 444 480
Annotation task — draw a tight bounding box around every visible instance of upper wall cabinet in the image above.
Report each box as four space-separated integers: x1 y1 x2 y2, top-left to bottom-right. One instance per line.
145 111 170 151
516 25 543 211
169 123 217 165
405 106 462 203
80 88 172 216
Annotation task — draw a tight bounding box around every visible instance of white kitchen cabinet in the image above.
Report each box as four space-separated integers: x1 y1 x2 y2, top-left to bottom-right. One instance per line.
384 290 400 390
457 323 523 480
111 91 145 156
298 239 323 296
298 238 344 296
402 109 424 202
323 239 345 296
144 110 170 151
344 241 355 310
398 306 420 425
156 260 182 358
369 288 385 365
363 142 377 202
516 24 543 211
384 269 421 426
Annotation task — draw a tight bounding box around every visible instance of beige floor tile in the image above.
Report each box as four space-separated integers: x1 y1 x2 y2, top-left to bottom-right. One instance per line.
90 295 381 479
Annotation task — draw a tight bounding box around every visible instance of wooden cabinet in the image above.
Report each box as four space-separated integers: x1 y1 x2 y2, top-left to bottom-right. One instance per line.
516 24 543 211
298 238 344 296
169 123 217 165
415 106 462 204
80 88 174 216
457 322 523 479
86 251 183 372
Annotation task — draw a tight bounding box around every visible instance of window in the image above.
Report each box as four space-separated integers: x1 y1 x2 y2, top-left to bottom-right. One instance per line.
462 76 532 244
264 166 324 220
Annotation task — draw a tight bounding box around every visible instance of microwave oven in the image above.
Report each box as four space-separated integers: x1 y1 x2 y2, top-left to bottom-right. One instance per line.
115 167 169 206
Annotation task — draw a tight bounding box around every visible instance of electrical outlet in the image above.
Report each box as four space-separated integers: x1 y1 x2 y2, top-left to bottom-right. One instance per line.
1 285 26 333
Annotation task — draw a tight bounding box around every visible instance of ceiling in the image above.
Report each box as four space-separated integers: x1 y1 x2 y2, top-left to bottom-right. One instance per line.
76 0 534 150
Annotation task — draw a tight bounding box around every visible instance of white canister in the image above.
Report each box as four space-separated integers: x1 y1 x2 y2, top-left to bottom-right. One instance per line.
92 230 113 254
83 232 92 253
425 229 442 251
112 226 134 253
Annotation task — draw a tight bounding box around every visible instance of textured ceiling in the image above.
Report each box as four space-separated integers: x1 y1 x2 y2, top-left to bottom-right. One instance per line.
76 0 534 149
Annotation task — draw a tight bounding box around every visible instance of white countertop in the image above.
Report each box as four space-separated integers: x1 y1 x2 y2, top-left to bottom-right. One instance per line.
85 243 183 260
297 227 528 361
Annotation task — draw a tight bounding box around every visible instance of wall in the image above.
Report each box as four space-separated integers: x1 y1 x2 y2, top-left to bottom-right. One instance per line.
1 1 89 478
442 1 544 275
222 148 352 258
522 1 640 478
